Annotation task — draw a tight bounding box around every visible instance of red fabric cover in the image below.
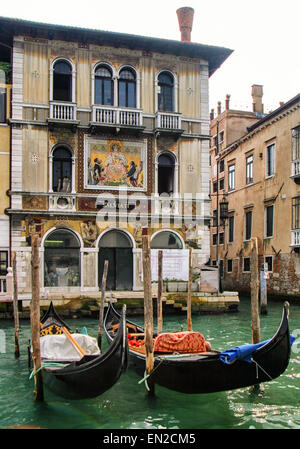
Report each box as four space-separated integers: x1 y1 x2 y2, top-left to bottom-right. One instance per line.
153 331 208 353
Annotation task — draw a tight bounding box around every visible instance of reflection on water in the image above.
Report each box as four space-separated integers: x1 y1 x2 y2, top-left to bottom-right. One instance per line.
0 298 299 429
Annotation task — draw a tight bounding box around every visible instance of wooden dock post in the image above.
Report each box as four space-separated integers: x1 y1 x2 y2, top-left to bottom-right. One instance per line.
260 263 268 315
12 252 20 358
187 248 193 331
250 238 260 344
157 250 163 335
30 235 44 401
142 234 155 396
98 259 109 349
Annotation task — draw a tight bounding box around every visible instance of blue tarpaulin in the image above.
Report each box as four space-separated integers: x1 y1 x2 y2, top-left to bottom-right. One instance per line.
219 334 295 364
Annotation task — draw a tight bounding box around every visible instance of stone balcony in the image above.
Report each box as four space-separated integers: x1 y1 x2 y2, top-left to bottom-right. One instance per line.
291 158 300 180
91 105 143 128
291 229 300 247
49 101 77 121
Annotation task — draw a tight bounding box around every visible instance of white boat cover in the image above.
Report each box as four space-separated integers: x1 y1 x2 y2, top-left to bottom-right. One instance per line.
40 333 100 361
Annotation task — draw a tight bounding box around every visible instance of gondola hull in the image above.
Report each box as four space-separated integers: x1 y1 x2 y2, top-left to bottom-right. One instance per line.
32 303 128 400
104 302 292 394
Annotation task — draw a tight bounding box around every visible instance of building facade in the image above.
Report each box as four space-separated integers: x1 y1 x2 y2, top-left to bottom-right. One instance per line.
210 90 300 299
0 49 11 293
1 13 231 298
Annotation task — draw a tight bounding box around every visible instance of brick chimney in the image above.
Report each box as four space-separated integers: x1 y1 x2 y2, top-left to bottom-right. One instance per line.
225 94 230 110
217 101 222 115
176 7 194 42
251 84 264 114
210 109 215 120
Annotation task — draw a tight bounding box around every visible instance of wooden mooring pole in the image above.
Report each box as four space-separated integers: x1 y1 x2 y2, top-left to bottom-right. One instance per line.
12 252 20 358
250 238 260 344
30 235 44 401
98 259 109 349
260 263 268 315
142 234 155 396
157 250 163 335
187 248 193 331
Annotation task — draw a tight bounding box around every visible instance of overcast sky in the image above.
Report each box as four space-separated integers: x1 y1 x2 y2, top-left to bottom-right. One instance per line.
1 0 299 113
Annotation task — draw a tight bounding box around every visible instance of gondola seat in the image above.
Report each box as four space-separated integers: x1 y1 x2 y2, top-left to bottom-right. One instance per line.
153 331 210 354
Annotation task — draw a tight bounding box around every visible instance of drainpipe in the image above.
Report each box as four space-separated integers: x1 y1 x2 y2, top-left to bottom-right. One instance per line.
216 121 220 290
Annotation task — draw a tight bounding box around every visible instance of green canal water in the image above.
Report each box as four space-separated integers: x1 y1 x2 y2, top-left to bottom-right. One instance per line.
0 298 299 430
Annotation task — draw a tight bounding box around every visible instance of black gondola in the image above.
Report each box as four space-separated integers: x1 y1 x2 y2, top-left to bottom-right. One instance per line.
29 302 128 400
104 301 293 394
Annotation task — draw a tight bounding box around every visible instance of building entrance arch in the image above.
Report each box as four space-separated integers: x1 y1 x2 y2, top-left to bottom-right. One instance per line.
98 229 133 291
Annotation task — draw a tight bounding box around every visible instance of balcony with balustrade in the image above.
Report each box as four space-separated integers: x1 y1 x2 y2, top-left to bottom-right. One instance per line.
291 229 300 248
155 111 183 137
291 128 300 182
291 158 300 182
48 101 79 128
90 105 144 133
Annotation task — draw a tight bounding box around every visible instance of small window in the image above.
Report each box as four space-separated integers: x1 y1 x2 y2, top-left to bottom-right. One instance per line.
212 209 218 227
245 210 252 241
227 259 233 272
212 233 217 245
292 196 300 229
266 143 275 177
265 204 274 238
213 181 218 193
212 163 217 178
0 251 8 276
228 215 234 243
265 256 273 272
219 178 224 190
292 127 300 161
212 260 217 266
243 257 251 272
219 159 224 173
219 130 224 142
246 154 253 184
0 88 7 123
219 232 224 245
228 164 235 191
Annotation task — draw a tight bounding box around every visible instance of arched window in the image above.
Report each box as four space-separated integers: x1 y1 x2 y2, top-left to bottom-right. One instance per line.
53 60 72 102
94 64 113 105
44 229 80 287
151 231 183 249
158 152 175 195
118 68 136 108
158 72 174 112
52 147 72 192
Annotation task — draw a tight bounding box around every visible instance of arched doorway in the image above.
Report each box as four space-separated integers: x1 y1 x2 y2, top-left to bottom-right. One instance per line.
157 152 175 195
44 228 80 287
98 229 133 291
